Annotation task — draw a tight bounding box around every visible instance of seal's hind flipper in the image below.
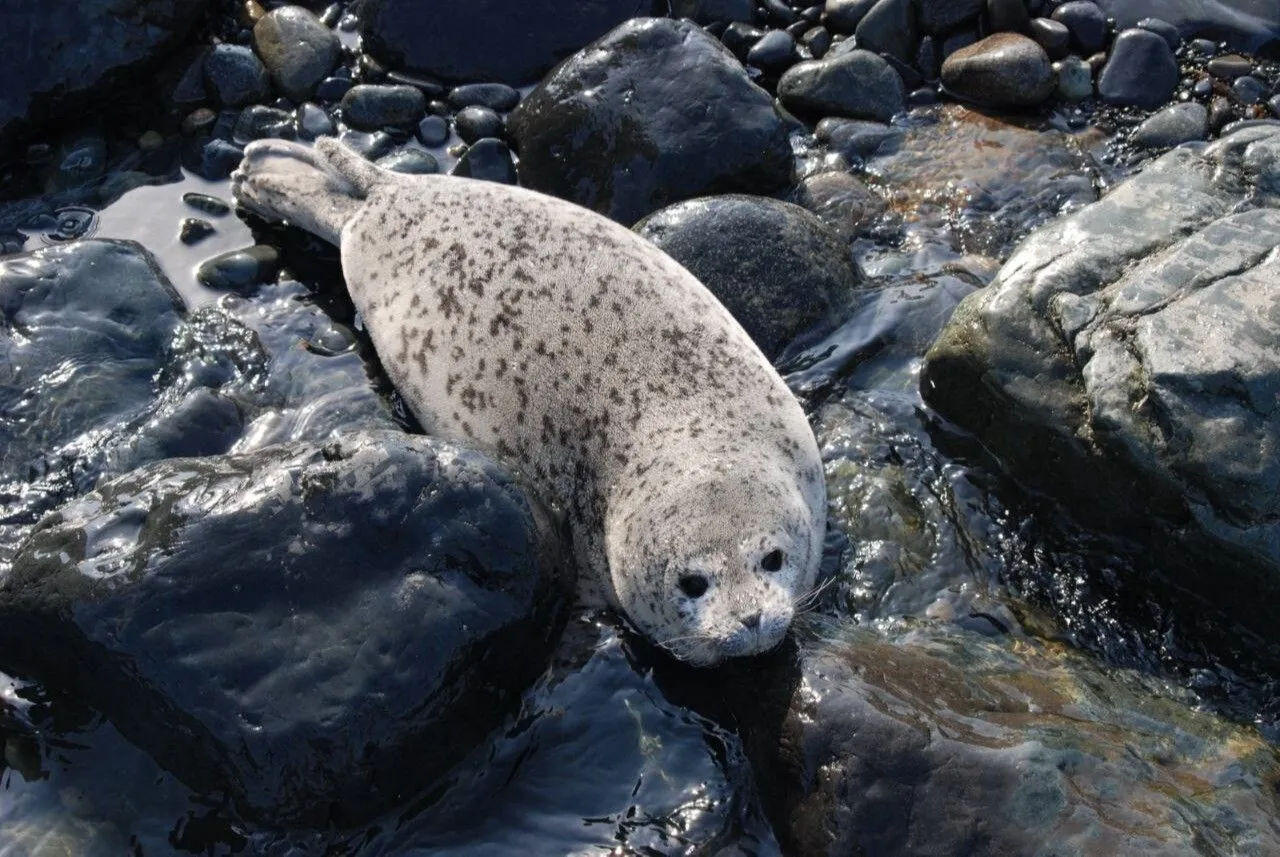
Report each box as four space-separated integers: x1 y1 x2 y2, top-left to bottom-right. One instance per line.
231 139 382 245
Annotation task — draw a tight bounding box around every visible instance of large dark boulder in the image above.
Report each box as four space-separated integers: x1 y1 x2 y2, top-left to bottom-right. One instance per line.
0 0 213 151
921 124 1280 642
509 18 794 225
634 194 862 357
0 431 568 826
354 0 662 85
1094 0 1280 57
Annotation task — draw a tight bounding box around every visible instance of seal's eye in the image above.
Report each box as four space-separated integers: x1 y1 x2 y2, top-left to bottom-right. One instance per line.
760 549 784 572
678 574 709 599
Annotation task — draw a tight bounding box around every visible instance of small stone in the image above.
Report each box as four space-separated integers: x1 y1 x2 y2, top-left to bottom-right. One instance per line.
1192 77 1213 98
761 0 798 25
376 148 440 174
1136 17 1180 50
1208 95 1238 132
232 104 295 143
203 44 272 108
341 84 427 130
721 22 767 59
52 134 107 189
801 25 833 59
339 129 398 160
1232 75 1269 105
1028 17 1070 60
823 0 877 34
196 245 281 292
253 6 342 103
183 192 232 217
315 75 353 101
454 105 504 144
778 49 906 122
1054 56 1092 101
137 130 164 152
447 83 521 111
856 0 917 63
1207 54 1253 80
182 107 219 136
384 70 446 99
747 30 797 71
986 0 1030 34
941 33 1055 108
1051 0 1108 54
416 115 450 146
179 218 216 245
1189 38 1217 56
917 35 939 78
1131 102 1209 148
1270 94 1280 118
452 138 517 184
296 102 336 140
1097 28 1179 110
815 117 898 159
199 139 246 180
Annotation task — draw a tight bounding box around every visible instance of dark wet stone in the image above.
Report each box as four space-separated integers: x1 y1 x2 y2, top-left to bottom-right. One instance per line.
383 69 447 99
179 217 216 244
232 105 296 143
778 49 906 122
917 0 984 34
987 0 1031 33
1193 76 1214 97
907 86 939 105
733 630 1280 856
203 44 272 108
0 431 567 826
1098 27 1179 109
447 83 521 111
916 35 940 78
940 28 979 58
1092 0 1280 58
1209 94 1240 131
634 194 861 357
1137 16 1181 49
856 0 917 62
252 6 341 102
1054 55 1094 100
452 138 518 184
340 83 427 130
823 0 877 33
356 0 658 85
1028 16 1071 58
198 139 246 180
1208 53 1254 79
296 102 336 140
942 32 1055 108
454 105 504 144
790 170 887 238
761 0 799 26
815 116 900 160
0 0 212 152
196 245 281 293
509 18 792 224
1132 102 1210 147
671 0 755 22
314 74 353 101
376 147 440 174
183 191 231 217
800 25 833 58
1232 74 1269 104
338 128 397 160
416 114 450 146
1052 0 1109 53
1271 93 1280 117
921 125 1280 640
721 21 767 59
747 29 797 70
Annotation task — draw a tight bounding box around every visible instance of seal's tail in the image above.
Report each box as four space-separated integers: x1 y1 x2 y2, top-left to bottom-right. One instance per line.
231 138 383 246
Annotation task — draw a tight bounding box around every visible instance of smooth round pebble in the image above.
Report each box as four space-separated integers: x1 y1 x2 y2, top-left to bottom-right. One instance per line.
253 6 341 102
941 32 1055 108
1207 54 1253 80
416 115 450 146
296 103 336 140
855 0 917 63
1136 17 1180 50
376 148 440 174
747 29 797 70
447 83 521 111
232 105 295 143
340 84 427 130
1097 28 1178 109
1027 17 1070 59
179 218 216 245
199 139 246 180
203 44 272 108
196 245 281 292
454 105 504 143
823 0 877 34
1054 56 1093 101
801 25 833 58
721 21 766 59
1051 1 1108 54
451 137 517 183
338 129 398 160
777 48 905 122
183 192 232 217
1232 75 1269 105
1131 102 1209 148
315 75 354 101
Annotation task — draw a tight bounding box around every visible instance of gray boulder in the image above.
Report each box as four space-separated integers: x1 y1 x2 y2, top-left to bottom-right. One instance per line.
252 5 341 103
921 125 1280 639
777 48 906 122
941 32 1056 108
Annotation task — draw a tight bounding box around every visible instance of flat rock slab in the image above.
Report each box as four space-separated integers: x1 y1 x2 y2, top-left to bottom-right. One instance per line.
0 431 567 826
509 17 792 225
921 124 1280 640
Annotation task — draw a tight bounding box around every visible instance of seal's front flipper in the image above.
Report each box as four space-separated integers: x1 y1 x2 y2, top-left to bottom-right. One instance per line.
231 139 381 246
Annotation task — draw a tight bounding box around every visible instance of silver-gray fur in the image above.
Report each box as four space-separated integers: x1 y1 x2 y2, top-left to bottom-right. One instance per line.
232 138 826 666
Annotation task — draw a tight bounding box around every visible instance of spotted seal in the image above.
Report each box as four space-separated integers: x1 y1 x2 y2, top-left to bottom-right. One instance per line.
231 138 826 666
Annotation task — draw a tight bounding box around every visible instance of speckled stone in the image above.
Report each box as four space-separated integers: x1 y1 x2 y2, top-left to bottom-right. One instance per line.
1054 56 1093 100
778 48 906 122
1131 102 1209 147
253 6 341 102
340 84 427 129
1097 28 1179 109
941 33 1056 108
1051 0 1109 54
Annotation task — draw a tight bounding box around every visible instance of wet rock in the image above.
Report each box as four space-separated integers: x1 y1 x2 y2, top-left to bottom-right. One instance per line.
986 0 1031 33
179 217 216 244
921 125 1280 640
356 0 659 85
816 116 901 161
196 245 281 293
340 84 427 130
855 0 917 63
416 114 450 146
1232 74 1269 104
1097 27 1179 108
1051 0 1109 54
447 83 521 111
746 29 797 71
452 138 518 184
315 74 353 101
203 44 273 108
1093 0 1280 58
917 0 984 34
0 0 212 152
734 629 1280 856
720 21 767 59
671 0 755 23
296 102 336 139
791 170 887 238
941 33 1056 108
1054 55 1093 100
0 431 567 827
198 139 245 180
800 25 833 58
1133 101 1210 147
778 49 906 122
454 105 504 144
1137 15 1181 49
49 134 109 191
338 128 397 160
634 194 862 357
377 148 440 174
822 0 877 33
232 104 296 143
509 18 792 225
1208 53 1254 79
252 6 341 103
1027 16 1071 59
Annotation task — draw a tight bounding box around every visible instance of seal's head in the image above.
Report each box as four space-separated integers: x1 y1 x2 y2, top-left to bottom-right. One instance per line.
607 462 823 667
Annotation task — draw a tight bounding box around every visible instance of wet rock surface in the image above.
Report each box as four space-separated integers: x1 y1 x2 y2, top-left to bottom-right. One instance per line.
0 431 568 827
509 17 793 224
634 194 862 357
922 124 1280 642
252 6 342 103
777 48 906 122
941 33 1057 108
1094 0 1280 57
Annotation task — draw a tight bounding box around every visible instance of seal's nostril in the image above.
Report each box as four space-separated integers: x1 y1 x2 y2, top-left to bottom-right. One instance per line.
740 612 761 630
